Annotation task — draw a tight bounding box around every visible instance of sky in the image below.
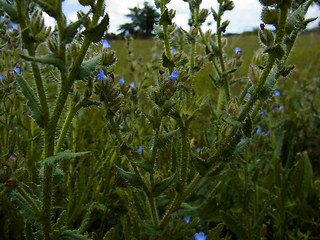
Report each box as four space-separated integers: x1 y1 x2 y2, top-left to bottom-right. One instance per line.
44 0 320 34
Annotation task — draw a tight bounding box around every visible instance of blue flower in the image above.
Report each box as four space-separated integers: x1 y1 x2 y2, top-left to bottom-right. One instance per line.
119 76 125 83
137 146 142 152
184 216 190 223
97 69 106 80
11 23 18 29
9 153 17 160
241 138 245 142
257 126 262 135
0 74 3 79
235 47 242 54
274 90 281 96
119 125 124 130
0 16 4 22
266 131 270 136
171 46 177 52
246 93 251 98
125 29 129 35
280 105 284 109
154 53 158 57
14 66 20 74
194 232 207 240
139 53 142 57
196 148 201 153
170 71 179 80
129 82 135 87
102 39 111 48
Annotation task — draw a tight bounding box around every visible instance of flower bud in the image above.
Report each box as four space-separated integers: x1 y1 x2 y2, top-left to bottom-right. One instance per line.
259 24 274 46
258 0 278 6
248 64 261 85
48 35 59 54
227 97 239 116
261 7 279 27
190 26 198 38
198 9 209 24
222 0 234 11
169 9 176 19
195 55 204 68
195 0 202 5
172 51 182 62
102 50 117 67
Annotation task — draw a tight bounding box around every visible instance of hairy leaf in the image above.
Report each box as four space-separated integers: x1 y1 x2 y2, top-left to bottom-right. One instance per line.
115 166 143 188
152 173 176 197
15 73 44 128
84 13 109 43
42 151 90 165
78 54 101 80
20 54 66 72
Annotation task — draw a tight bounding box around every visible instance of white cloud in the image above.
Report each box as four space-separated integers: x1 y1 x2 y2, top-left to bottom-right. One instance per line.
42 0 319 34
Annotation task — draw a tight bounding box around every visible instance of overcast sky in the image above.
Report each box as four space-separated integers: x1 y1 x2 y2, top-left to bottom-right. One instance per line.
44 0 320 34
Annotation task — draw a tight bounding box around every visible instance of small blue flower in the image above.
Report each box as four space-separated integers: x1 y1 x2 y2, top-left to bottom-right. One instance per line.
197 218 201 223
235 47 242 54
97 69 105 80
246 93 251 98
0 16 4 22
102 39 111 48
119 125 124 130
129 82 135 87
274 90 281 96
241 138 245 142
14 66 20 74
9 153 17 160
257 126 262 135
266 131 270 136
11 23 18 29
196 148 201 153
125 29 129 35
139 53 142 57
171 46 176 52
119 76 125 83
138 81 141 85
184 216 190 223
280 105 284 109
170 71 179 80
137 146 142 152
194 232 207 240
0 74 3 79
154 53 158 57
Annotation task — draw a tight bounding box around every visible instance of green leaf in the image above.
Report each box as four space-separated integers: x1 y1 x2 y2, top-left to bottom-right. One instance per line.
159 8 172 26
79 0 94 6
42 151 90 165
14 73 44 128
225 116 242 127
209 73 222 89
259 66 277 101
20 54 66 72
84 13 109 43
0 0 18 23
287 151 313 202
157 129 179 150
63 16 88 44
264 44 284 60
191 153 208 176
102 227 116 240
140 220 161 237
115 166 143 188
242 115 252 138
134 160 154 174
52 230 88 240
162 53 175 69
208 37 219 57
32 0 59 19
79 99 102 108
220 211 248 240
207 223 225 240
152 173 176 197
78 54 101 80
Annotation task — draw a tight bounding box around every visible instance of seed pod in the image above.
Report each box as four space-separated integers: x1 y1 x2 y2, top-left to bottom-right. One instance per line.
248 64 261 85
259 24 274 46
48 35 59 54
259 0 278 6
101 50 117 67
261 7 280 27
198 8 209 24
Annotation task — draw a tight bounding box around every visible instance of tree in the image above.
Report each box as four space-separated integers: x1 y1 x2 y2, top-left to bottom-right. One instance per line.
118 2 160 38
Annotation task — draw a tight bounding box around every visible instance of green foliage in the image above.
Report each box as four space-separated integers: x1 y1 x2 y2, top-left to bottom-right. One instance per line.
0 0 319 239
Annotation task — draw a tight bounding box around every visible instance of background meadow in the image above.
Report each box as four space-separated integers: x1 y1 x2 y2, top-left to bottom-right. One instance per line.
1 0 320 239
